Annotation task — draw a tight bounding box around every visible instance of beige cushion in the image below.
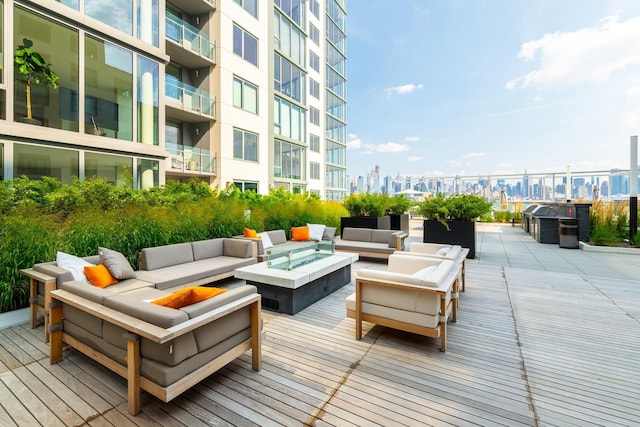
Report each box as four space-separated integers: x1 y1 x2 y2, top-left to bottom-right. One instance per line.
342 228 372 242
371 229 394 244
223 238 253 258
138 243 194 271
191 239 224 261
345 293 440 329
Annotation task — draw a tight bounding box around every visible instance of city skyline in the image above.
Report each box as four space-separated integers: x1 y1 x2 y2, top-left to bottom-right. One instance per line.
346 1 640 181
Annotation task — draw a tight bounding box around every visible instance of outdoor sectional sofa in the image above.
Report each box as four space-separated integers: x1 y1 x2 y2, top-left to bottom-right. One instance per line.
334 227 408 260
29 238 262 415
234 226 337 262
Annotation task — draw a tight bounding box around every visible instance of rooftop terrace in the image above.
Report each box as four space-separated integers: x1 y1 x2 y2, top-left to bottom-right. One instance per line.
0 221 639 426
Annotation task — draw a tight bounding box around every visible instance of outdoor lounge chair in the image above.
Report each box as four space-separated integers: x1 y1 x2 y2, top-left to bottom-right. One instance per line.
345 254 459 352
403 242 470 291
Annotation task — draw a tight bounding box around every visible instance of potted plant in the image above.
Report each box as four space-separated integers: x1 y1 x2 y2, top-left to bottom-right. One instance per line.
417 193 492 259
340 192 391 235
386 194 412 234
14 38 60 125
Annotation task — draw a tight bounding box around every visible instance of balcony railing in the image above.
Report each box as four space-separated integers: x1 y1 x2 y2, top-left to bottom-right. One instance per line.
165 78 216 118
166 11 215 61
166 143 216 174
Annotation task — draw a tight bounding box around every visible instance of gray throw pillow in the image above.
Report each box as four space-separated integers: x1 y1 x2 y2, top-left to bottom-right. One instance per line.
98 247 136 279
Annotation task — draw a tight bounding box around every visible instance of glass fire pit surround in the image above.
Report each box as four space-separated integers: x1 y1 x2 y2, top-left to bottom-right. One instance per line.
265 241 335 271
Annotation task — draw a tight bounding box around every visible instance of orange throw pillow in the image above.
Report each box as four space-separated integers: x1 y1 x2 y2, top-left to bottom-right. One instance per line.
151 286 228 309
244 227 259 238
84 264 118 288
291 226 311 241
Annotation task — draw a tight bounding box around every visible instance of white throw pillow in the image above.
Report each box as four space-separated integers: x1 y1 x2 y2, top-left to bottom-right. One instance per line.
307 223 326 241
258 232 274 250
436 247 451 256
56 251 93 283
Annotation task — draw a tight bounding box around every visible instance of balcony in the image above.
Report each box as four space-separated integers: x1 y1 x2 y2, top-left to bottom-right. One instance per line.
166 11 216 68
165 78 216 122
166 143 216 175
177 0 216 15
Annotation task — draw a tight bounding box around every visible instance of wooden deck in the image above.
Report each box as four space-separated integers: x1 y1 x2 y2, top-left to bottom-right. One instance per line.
0 260 639 426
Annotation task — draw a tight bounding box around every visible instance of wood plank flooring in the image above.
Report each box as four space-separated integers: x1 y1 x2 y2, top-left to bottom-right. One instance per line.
0 260 638 426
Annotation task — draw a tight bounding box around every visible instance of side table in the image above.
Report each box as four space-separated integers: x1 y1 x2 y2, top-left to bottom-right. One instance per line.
20 268 56 342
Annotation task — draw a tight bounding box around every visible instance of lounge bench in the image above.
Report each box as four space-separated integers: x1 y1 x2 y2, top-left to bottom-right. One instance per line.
334 227 407 260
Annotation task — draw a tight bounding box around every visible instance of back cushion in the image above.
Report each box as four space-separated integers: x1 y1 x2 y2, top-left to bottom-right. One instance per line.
223 238 252 258
191 239 224 261
371 229 394 244
342 228 372 242
268 230 287 246
139 243 194 270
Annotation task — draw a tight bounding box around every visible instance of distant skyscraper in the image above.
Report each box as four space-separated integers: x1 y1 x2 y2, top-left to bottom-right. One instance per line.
523 170 530 198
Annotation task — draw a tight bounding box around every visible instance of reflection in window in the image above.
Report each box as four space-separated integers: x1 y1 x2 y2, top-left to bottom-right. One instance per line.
274 140 305 180
137 158 158 189
233 24 258 66
137 0 159 46
137 56 159 145
233 128 258 162
85 36 133 140
14 143 78 185
57 0 79 10
233 76 258 114
234 0 257 18
233 181 258 192
274 97 305 143
85 152 132 185
274 54 305 103
14 7 79 130
0 0 3 85
86 0 133 35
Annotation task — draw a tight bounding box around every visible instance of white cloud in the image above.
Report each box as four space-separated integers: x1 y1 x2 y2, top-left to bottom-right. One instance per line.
347 134 411 154
369 142 411 153
347 134 362 149
408 156 423 162
405 136 420 142
507 15 640 89
385 83 424 96
463 152 486 159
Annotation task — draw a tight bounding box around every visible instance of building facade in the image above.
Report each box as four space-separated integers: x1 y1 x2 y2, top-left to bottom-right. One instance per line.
0 0 347 200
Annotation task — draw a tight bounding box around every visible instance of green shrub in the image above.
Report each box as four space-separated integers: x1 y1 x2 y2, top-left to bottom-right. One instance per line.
343 193 389 217
0 177 347 312
417 193 492 229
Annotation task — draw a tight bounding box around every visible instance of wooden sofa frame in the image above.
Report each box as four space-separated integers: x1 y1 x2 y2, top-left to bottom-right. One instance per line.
346 269 458 352
49 289 262 415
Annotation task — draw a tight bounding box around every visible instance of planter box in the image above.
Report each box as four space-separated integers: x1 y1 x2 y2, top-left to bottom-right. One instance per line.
340 216 390 236
389 213 410 234
423 219 475 259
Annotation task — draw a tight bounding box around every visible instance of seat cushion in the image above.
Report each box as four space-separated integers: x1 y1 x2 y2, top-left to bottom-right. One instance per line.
342 228 372 242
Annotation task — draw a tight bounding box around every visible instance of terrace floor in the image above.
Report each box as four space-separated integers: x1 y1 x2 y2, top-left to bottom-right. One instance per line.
1 222 639 426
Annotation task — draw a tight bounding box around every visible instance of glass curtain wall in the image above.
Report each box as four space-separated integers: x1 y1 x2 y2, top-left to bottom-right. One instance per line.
14 7 79 130
84 36 133 140
14 144 78 184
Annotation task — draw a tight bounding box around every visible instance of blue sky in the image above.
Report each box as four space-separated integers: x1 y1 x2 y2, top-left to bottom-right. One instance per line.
345 0 640 182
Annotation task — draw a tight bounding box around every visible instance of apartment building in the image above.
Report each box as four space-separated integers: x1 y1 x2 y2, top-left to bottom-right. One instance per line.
0 0 347 199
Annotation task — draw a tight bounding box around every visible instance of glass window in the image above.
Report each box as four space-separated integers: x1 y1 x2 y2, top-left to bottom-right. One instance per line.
274 140 305 180
310 0 320 19
309 23 320 46
274 97 306 144
274 11 305 68
233 24 258 66
234 0 258 18
137 158 159 189
233 128 258 162
14 7 79 130
274 53 306 103
85 35 133 140
275 0 305 26
310 162 320 180
14 143 78 184
234 181 258 192
0 1 3 85
137 0 159 47
233 76 258 114
85 152 132 185
310 134 320 152
86 0 132 35
309 51 320 72
59 0 79 9
310 106 320 126
137 56 159 145
309 78 319 99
